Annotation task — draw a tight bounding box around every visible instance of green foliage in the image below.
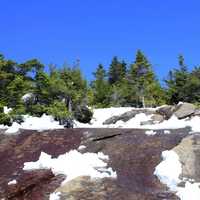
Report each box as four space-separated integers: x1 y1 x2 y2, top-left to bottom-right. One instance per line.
0 113 11 126
165 55 190 104
108 57 126 84
47 101 72 121
2 50 200 127
91 64 111 107
128 50 164 107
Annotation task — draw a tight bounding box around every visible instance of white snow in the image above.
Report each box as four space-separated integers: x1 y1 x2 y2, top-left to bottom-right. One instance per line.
23 149 117 184
24 148 116 200
22 93 34 102
5 122 21 134
8 179 17 185
74 107 200 133
78 145 86 150
154 150 182 191
154 150 200 200
1 106 200 134
145 130 157 135
49 192 61 200
164 130 171 134
5 114 64 134
3 106 12 114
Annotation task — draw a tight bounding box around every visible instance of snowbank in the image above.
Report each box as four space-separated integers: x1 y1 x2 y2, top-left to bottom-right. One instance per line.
74 107 200 133
1 107 200 134
5 114 64 134
154 150 200 200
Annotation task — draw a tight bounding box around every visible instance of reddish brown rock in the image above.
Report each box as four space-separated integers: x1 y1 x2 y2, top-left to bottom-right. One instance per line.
0 128 189 199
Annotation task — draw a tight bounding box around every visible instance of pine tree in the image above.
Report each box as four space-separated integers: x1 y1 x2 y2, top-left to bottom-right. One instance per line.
129 50 164 107
108 57 126 84
91 64 110 107
165 55 189 104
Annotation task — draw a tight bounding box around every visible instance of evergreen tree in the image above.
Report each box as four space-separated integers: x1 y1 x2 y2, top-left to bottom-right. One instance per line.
129 50 165 107
60 66 87 111
108 57 126 84
165 55 189 104
91 64 110 107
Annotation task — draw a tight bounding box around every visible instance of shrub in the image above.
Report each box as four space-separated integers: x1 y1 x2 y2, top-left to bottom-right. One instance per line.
47 101 72 124
0 113 12 126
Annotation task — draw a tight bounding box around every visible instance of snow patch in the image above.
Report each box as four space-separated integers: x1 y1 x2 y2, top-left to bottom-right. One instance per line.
8 179 17 185
75 108 200 132
78 145 86 150
23 148 117 200
3 106 12 114
5 114 64 134
22 93 34 102
164 130 171 134
154 150 182 190
23 149 117 184
145 130 157 135
154 150 200 200
49 192 61 200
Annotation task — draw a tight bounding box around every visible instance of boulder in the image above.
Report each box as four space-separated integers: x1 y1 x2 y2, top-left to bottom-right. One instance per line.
140 120 154 126
156 105 175 119
174 103 195 119
193 109 200 116
74 105 93 123
173 134 200 181
151 114 165 123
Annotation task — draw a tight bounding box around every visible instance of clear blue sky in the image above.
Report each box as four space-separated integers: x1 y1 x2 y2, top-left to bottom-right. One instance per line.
1 0 200 81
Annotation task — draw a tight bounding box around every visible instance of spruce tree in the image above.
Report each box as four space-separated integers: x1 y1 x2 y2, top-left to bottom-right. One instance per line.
91 64 110 107
165 55 189 104
108 57 126 84
129 50 165 107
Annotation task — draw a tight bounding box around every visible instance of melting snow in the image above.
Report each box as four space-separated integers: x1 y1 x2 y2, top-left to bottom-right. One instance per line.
154 150 200 200
5 114 64 134
145 130 157 135
1 107 200 134
23 149 117 184
8 179 17 185
23 148 117 200
74 108 200 133
49 192 61 200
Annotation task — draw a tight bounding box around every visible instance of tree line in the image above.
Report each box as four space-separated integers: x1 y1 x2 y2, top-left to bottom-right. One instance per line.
0 50 200 124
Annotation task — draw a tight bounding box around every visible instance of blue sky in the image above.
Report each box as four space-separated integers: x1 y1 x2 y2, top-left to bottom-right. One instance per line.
1 0 200 81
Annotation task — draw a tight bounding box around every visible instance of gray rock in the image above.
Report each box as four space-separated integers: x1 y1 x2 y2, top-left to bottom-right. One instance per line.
174 103 195 119
156 105 175 119
103 109 155 125
193 109 200 116
173 134 200 181
151 114 164 123
140 120 154 126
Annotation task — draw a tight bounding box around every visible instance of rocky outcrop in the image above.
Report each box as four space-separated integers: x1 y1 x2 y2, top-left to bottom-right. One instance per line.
156 105 176 119
103 109 155 125
174 103 196 119
0 128 189 199
173 134 200 181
